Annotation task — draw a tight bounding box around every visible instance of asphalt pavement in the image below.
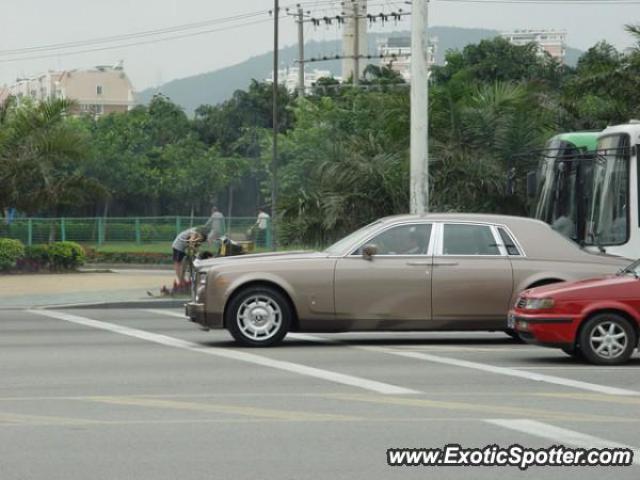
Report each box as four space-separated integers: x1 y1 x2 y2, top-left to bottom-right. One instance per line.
1 307 639 479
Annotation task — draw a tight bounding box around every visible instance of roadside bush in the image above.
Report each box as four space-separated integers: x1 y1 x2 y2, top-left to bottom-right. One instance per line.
46 242 86 270
20 245 50 271
0 238 25 271
84 248 172 265
139 224 158 242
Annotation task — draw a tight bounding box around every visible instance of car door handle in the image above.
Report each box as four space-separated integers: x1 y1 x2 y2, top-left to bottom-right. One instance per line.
406 261 431 266
433 261 459 267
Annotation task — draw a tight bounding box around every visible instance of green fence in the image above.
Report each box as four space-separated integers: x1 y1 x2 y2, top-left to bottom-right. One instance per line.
0 216 272 248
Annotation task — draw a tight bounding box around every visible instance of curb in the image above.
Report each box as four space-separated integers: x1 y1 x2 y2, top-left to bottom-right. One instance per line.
84 263 173 271
41 299 186 310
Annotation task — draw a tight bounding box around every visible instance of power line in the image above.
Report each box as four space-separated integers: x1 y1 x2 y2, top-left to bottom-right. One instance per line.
438 0 640 4
0 1 400 62
0 17 280 64
0 11 269 58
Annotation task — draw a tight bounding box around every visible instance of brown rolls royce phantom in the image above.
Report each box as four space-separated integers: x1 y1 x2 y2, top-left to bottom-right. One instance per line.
186 214 630 346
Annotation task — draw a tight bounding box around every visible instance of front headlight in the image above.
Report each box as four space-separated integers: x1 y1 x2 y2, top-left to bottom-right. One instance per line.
523 297 555 310
197 271 208 285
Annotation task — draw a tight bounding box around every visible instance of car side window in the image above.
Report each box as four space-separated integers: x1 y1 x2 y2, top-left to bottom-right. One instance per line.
442 224 500 256
498 227 521 256
354 224 432 255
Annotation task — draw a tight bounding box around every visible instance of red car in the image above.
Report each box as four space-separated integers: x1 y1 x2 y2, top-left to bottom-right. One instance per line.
509 261 640 365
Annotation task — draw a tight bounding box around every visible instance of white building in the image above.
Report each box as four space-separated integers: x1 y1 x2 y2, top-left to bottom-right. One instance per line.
266 66 336 94
8 62 135 116
501 29 567 63
377 36 438 81
0 86 9 106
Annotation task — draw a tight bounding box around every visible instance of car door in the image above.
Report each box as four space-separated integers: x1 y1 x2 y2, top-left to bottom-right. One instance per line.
333 223 433 329
431 222 513 329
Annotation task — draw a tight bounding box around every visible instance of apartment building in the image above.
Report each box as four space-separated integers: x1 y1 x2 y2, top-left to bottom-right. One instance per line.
8 62 135 116
377 36 438 81
501 29 567 63
0 87 9 106
266 66 336 94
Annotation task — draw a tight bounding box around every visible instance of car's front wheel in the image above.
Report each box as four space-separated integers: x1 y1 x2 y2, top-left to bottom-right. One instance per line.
578 313 637 365
226 286 291 347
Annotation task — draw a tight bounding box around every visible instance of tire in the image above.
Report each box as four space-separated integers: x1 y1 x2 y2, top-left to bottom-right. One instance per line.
561 346 583 359
504 329 524 343
225 286 291 347
578 313 637 365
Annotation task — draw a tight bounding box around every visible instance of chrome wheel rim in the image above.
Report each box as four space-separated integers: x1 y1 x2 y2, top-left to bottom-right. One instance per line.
590 321 628 359
237 295 282 341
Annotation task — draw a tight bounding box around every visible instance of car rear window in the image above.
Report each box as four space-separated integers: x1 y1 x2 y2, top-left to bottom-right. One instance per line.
498 227 521 256
442 224 500 256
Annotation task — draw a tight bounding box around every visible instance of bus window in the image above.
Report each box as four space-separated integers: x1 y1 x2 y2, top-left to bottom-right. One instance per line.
589 134 630 246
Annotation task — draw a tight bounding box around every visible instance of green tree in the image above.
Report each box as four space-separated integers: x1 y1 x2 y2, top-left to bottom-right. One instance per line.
0 98 103 220
560 40 640 128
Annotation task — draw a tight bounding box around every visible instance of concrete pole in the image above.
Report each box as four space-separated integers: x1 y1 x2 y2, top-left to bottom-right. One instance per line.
297 5 305 96
353 1 359 86
272 0 279 249
410 0 429 215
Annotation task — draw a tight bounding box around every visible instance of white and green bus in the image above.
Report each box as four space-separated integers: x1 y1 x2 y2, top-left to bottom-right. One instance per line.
532 122 640 258
586 122 640 258
532 131 598 243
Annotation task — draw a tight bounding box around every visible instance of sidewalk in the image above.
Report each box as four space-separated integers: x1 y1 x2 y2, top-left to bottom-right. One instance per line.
0 269 180 309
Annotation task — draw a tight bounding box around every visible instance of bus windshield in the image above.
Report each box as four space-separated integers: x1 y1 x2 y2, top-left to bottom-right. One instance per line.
534 139 593 242
587 134 631 247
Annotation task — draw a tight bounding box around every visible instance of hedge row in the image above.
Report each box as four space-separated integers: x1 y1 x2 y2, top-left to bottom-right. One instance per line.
0 222 179 243
0 239 86 272
84 249 172 265
0 239 25 271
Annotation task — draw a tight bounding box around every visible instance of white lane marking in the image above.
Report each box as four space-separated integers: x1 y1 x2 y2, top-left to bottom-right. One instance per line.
374 349 638 396
486 419 640 466
270 333 640 396
29 310 417 395
144 309 185 318
115 311 640 395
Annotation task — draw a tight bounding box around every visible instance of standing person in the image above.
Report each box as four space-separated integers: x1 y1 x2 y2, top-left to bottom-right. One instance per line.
255 208 270 247
171 226 207 283
205 206 225 245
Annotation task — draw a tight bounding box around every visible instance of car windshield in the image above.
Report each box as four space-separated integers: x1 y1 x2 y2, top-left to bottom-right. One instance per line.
586 134 630 247
324 221 383 255
534 139 594 242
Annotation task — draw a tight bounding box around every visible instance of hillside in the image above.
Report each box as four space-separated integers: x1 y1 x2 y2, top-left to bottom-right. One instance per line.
137 26 582 113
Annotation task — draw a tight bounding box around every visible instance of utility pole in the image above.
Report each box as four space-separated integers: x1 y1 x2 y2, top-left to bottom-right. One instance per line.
272 0 279 249
297 5 305 96
353 1 359 86
410 0 429 215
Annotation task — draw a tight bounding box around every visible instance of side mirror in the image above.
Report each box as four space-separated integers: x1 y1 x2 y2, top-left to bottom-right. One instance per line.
362 244 378 260
526 170 538 199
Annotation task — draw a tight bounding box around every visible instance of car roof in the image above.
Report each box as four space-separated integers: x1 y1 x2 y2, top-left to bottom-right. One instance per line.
377 213 586 259
379 212 545 226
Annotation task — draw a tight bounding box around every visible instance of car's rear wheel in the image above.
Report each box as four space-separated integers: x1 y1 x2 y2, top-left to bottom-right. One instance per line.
578 313 637 365
226 286 291 347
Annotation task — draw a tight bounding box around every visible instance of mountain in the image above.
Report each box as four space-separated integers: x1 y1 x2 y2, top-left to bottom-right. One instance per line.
137 26 583 114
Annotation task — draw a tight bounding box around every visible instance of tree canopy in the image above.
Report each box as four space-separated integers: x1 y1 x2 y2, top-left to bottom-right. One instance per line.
2 31 639 246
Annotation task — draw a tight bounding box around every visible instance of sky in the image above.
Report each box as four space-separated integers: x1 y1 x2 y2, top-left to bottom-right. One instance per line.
0 0 638 91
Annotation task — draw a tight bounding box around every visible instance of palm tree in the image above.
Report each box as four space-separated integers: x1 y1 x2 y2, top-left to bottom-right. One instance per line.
0 98 105 238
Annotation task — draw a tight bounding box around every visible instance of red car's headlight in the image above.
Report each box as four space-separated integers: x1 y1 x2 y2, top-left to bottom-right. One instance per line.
523 298 555 310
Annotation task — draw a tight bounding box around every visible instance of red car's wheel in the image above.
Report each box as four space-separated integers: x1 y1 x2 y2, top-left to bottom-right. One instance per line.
578 313 637 365
561 346 583 359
